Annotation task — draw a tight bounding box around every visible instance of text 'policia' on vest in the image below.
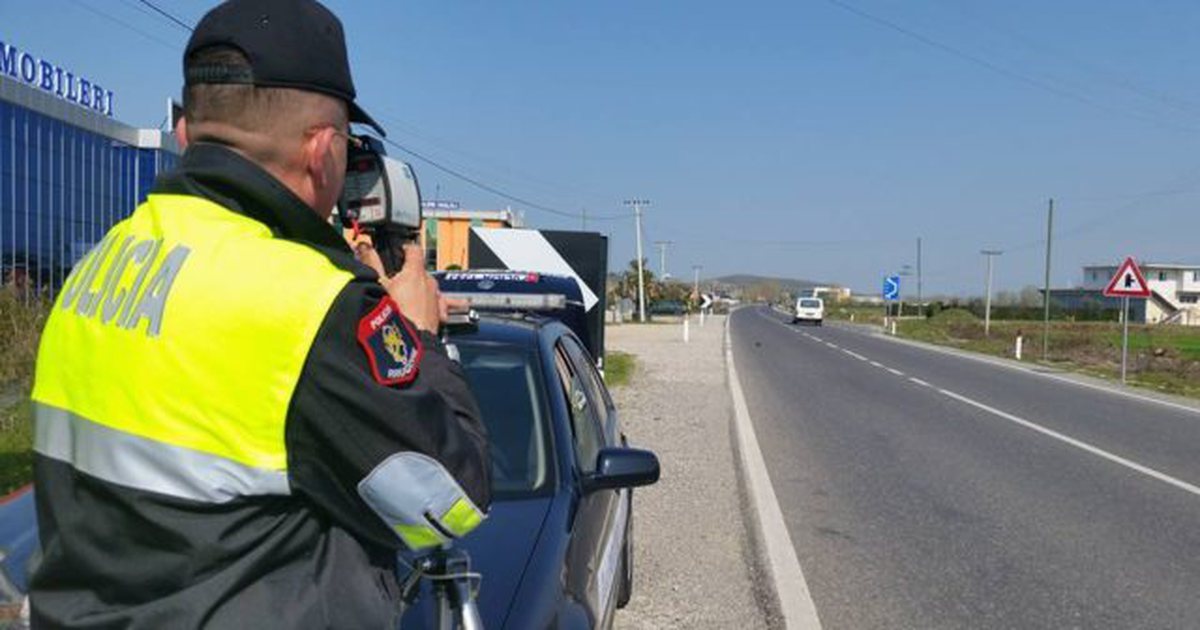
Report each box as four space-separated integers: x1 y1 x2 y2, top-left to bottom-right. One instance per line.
56 229 191 338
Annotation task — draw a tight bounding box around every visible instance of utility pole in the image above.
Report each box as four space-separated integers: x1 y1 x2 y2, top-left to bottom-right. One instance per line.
981 250 1003 336
916 237 923 318
625 199 650 322
692 265 702 296
654 240 674 279
1042 198 1054 361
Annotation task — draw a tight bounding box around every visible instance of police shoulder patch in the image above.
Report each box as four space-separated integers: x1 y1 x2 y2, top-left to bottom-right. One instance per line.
357 297 423 387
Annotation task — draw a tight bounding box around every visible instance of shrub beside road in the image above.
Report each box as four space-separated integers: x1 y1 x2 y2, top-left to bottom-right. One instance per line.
0 286 45 494
603 351 636 387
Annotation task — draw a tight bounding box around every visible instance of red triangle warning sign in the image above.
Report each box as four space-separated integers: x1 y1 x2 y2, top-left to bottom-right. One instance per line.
1103 257 1151 298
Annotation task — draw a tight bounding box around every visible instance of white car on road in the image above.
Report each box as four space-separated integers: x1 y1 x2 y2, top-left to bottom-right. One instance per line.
793 297 824 326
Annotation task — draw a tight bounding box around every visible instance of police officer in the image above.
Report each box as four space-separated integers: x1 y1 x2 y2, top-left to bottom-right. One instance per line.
29 1 491 627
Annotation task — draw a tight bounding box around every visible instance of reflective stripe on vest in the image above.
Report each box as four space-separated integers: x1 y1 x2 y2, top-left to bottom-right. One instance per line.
357 452 486 550
32 194 353 500
35 402 289 502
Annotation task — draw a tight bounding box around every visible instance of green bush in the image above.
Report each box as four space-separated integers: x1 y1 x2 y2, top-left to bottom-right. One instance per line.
0 284 50 388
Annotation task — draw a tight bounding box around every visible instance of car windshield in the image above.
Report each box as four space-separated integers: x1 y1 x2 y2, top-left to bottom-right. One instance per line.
800 299 821 308
455 341 550 498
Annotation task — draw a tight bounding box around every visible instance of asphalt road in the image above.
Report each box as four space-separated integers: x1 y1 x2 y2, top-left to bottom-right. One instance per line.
731 305 1200 629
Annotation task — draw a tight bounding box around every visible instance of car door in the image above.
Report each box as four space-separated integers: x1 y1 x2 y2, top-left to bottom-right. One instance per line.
558 335 625 627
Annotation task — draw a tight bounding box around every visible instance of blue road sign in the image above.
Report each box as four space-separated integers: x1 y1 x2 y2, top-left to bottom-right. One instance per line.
883 275 900 301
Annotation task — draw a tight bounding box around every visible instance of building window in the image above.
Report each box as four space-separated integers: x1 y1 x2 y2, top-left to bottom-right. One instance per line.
1159 271 1167 281
1181 295 1198 304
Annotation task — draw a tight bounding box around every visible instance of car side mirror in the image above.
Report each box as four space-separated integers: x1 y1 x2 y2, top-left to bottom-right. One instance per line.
583 447 660 494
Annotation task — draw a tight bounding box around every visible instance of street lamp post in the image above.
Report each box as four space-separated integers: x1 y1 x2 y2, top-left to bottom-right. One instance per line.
625 199 650 322
981 250 1003 336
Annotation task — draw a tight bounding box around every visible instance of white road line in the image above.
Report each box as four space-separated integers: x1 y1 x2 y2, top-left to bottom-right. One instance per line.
826 343 839 349
845 351 867 361
726 314 824 629
811 337 824 342
888 368 905 376
936 386 1200 499
909 377 931 387
864 328 1200 417
869 361 884 368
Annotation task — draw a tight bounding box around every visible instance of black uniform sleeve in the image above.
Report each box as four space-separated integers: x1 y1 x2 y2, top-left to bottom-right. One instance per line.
285 279 492 551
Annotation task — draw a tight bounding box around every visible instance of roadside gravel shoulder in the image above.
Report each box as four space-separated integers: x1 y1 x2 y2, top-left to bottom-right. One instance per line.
609 316 774 630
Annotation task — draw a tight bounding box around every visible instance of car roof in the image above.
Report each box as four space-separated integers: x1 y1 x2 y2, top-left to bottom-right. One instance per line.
444 312 564 347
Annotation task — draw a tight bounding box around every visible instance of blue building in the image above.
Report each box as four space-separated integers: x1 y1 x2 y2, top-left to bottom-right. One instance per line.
1 41 179 295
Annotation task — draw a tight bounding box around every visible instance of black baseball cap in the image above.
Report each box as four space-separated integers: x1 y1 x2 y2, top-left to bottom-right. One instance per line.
184 0 385 137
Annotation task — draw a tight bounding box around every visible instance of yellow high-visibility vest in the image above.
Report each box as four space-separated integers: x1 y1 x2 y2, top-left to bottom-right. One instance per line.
32 193 353 501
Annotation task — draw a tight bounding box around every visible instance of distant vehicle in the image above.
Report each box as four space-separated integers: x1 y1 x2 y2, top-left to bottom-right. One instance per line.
793 297 824 326
648 300 685 316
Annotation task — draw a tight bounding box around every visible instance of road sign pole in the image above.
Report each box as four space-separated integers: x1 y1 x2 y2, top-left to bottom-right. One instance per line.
1121 295 1130 385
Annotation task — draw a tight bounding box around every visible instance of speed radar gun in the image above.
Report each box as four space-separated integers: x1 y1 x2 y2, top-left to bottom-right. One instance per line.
336 139 483 628
337 135 423 275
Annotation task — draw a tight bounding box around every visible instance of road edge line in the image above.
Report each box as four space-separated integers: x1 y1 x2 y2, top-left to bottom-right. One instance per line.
856 323 1200 417
725 310 823 630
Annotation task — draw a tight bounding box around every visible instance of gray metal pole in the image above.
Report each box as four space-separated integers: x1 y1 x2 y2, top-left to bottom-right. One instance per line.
1121 295 1130 384
635 205 646 323
917 237 923 318
692 265 701 296
981 250 1002 336
654 240 673 279
1042 199 1054 360
626 199 650 323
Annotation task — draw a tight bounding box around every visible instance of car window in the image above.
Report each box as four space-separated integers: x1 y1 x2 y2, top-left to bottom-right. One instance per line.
553 341 604 474
800 299 822 309
562 335 613 437
456 341 550 496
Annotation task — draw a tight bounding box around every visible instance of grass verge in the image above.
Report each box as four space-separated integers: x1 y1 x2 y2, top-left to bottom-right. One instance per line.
604 351 636 387
0 284 48 493
1 399 33 495
895 309 1200 399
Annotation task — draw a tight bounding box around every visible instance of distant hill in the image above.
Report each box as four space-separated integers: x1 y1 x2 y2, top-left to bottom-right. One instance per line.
709 274 835 295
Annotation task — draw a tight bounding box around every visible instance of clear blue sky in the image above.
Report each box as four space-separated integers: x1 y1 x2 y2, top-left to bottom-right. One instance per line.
7 1 1200 296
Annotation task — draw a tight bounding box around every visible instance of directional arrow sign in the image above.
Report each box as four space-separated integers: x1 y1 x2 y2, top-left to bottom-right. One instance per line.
700 293 714 309
883 275 901 301
1102 257 1151 298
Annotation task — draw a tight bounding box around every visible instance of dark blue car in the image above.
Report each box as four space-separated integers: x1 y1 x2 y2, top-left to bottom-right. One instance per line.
399 272 660 628
0 273 659 630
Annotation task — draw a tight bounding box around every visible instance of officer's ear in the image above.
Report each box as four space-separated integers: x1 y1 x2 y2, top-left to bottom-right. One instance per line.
304 126 338 189
175 116 190 150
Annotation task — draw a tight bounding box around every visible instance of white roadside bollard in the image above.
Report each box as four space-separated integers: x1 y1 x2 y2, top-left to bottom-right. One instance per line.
700 309 706 327
1015 333 1023 361
683 316 690 343
890 320 897 336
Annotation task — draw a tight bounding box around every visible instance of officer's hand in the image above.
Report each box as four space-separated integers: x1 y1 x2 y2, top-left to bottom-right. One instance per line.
382 243 440 333
344 230 387 278
440 296 469 322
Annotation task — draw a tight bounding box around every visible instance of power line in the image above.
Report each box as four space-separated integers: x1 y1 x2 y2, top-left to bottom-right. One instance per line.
943 3 1200 118
369 111 621 209
822 0 1200 134
382 137 632 221
73 2 627 223
137 0 193 32
67 0 181 51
